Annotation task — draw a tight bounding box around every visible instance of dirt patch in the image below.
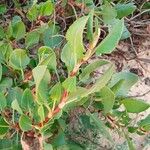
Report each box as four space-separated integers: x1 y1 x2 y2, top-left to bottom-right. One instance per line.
107 19 150 150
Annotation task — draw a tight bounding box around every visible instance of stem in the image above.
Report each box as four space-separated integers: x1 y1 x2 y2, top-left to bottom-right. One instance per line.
12 109 15 125
55 69 60 82
38 28 101 127
21 69 24 80
129 9 150 21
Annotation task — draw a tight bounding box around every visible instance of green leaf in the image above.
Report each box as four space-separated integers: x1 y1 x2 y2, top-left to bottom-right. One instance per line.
115 3 136 19
66 87 89 104
21 88 34 111
6 87 23 107
52 131 66 147
7 23 13 38
12 20 26 40
80 114 94 129
0 92 7 111
25 30 40 48
62 77 76 93
32 65 51 104
87 10 94 41
31 103 41 124
128 126 138 133
9 49 30 70
142 2 150 9
12 16 22 25
89 64 115 94
122 98 150 113
0 77 12 92
66 16 89 64
43 143 53 150
99 86 115 113
94 17 99 34
27 5 38 21
32 65 50 90
109 72 138 96
0 4 7 14
101 2 117 24
79 60 109 82
0 63 2 81
0 42 13 63
121 25 131 40
43 24 62 49
11 99 23 114
50 83 62 101
138 115 150 131
37 81 50 105
110 79 125 94
66 65 114 105
0 42 6 63
0 117 9 137
19 115 32 131
39 1 54 16
61 43 75 71
38 46 57 71
96 19 124 55
0 136 22 149
38 105 45 122
38 23 49 34
89 113 112 141
0 26 5 39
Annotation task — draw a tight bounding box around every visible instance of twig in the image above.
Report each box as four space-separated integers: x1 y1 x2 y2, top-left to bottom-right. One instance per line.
136 59 150 74
128 90 150 98
129 9 150 21
132 32 150 36
129 37 138 56
68 2 78 19
14 8 25 18
57 16 67 32
138 58 150 64
38 28 101 127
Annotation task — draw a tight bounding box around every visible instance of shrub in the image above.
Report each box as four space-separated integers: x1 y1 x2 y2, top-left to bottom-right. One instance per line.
0 0 149 149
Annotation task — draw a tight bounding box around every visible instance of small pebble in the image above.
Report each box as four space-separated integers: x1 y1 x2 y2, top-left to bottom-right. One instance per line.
144 77 150 86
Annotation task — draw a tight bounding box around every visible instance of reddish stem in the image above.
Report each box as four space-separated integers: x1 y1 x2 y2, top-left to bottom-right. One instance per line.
38 29 100 127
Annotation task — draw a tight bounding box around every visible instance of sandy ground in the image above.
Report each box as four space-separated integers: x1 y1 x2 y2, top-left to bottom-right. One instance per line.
77 30 150 150
111 31 150 149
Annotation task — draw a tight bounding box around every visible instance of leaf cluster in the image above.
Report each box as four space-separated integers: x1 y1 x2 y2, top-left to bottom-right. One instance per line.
0 0 149 149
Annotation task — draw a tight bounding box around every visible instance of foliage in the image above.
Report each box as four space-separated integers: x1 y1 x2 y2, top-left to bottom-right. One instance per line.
0 0 149 149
